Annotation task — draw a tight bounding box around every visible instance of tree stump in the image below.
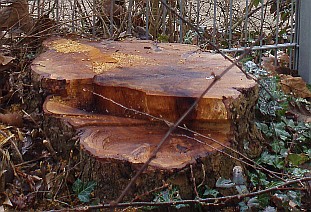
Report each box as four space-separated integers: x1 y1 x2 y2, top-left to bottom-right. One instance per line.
31 37 260 201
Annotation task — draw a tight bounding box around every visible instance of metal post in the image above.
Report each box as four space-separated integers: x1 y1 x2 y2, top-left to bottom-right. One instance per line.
92 0 96 37
37 0 41 17
213 0 216 44
196 0 200 28
294 0 299 71
162 0 167 35
228 0 233 49
259 0 264 67
72 0 77 32
298 0 311 83
146 0 150 39
275 0 280 66
56 0 59 32
61 0 65 23
244 0 249 46
289 0 294 69
110 0 115 36
127 0 133 35
179 0 183 43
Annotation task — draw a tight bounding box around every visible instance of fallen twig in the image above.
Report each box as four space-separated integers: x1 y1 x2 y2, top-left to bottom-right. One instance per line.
46 177 311 211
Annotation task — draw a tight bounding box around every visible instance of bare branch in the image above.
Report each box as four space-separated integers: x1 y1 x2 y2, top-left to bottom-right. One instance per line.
48 177 311 211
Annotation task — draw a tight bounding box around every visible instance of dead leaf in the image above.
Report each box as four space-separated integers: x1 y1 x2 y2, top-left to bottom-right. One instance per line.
288 200 297 209
278 52 290 66
0 54 15 66
46 172 56 190
0 170 6 193
3 194 13 207
262 56 276 75
0 113 23 127
288 102 311 123
280 75 311 98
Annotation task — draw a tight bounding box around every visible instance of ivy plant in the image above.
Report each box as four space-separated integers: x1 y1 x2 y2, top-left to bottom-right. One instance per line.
245 61 310 211
72 178 96 203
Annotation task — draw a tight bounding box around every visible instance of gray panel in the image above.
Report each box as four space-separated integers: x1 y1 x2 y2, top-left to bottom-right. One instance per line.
298 0 311 83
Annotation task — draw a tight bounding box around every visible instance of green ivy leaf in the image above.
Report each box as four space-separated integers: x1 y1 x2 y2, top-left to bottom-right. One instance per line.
257 194 271 208
279 148 288 158
72 178 83 194
203 187 219 198
253 0 261 7
263 206 277 212
267 180 284 188
256 122 273 137
288 190 302 207
153 188 187 209
287 153 309 166
78 181 96 203
247 197 260 208
274 157 285 169
304 148 311 158
286 168 310 177
271 140 285 154
72 179 96 203
273 122 291 141
258 151 284 169
239 201 249 212
216 177 235 188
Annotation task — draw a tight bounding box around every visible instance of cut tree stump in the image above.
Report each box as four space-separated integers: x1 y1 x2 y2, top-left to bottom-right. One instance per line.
31 37 261 201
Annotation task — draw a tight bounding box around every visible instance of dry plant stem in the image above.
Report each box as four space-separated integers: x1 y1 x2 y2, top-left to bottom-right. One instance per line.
184 128 288 179
276 187 307 191
112 37 258 206
48 160 81 194
43 139 57 160
283 133 298 174
159 0 234 63
15 154 51 167
0 148 17 178
0 130 23 162
231 0 274 32
0 133 14 148
113 9 130 39
51 177 311 211
22 109 50 140
14 14 95 44
179 134 285 181
190 165 199 198
131 183 169 202
197 164 206 189
54 150 76 201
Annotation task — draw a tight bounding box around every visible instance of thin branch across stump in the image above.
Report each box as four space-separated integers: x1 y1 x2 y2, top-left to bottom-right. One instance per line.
33 37 259 201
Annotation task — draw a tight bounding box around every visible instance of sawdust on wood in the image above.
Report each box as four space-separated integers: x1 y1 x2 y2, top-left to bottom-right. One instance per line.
50 39 154 74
